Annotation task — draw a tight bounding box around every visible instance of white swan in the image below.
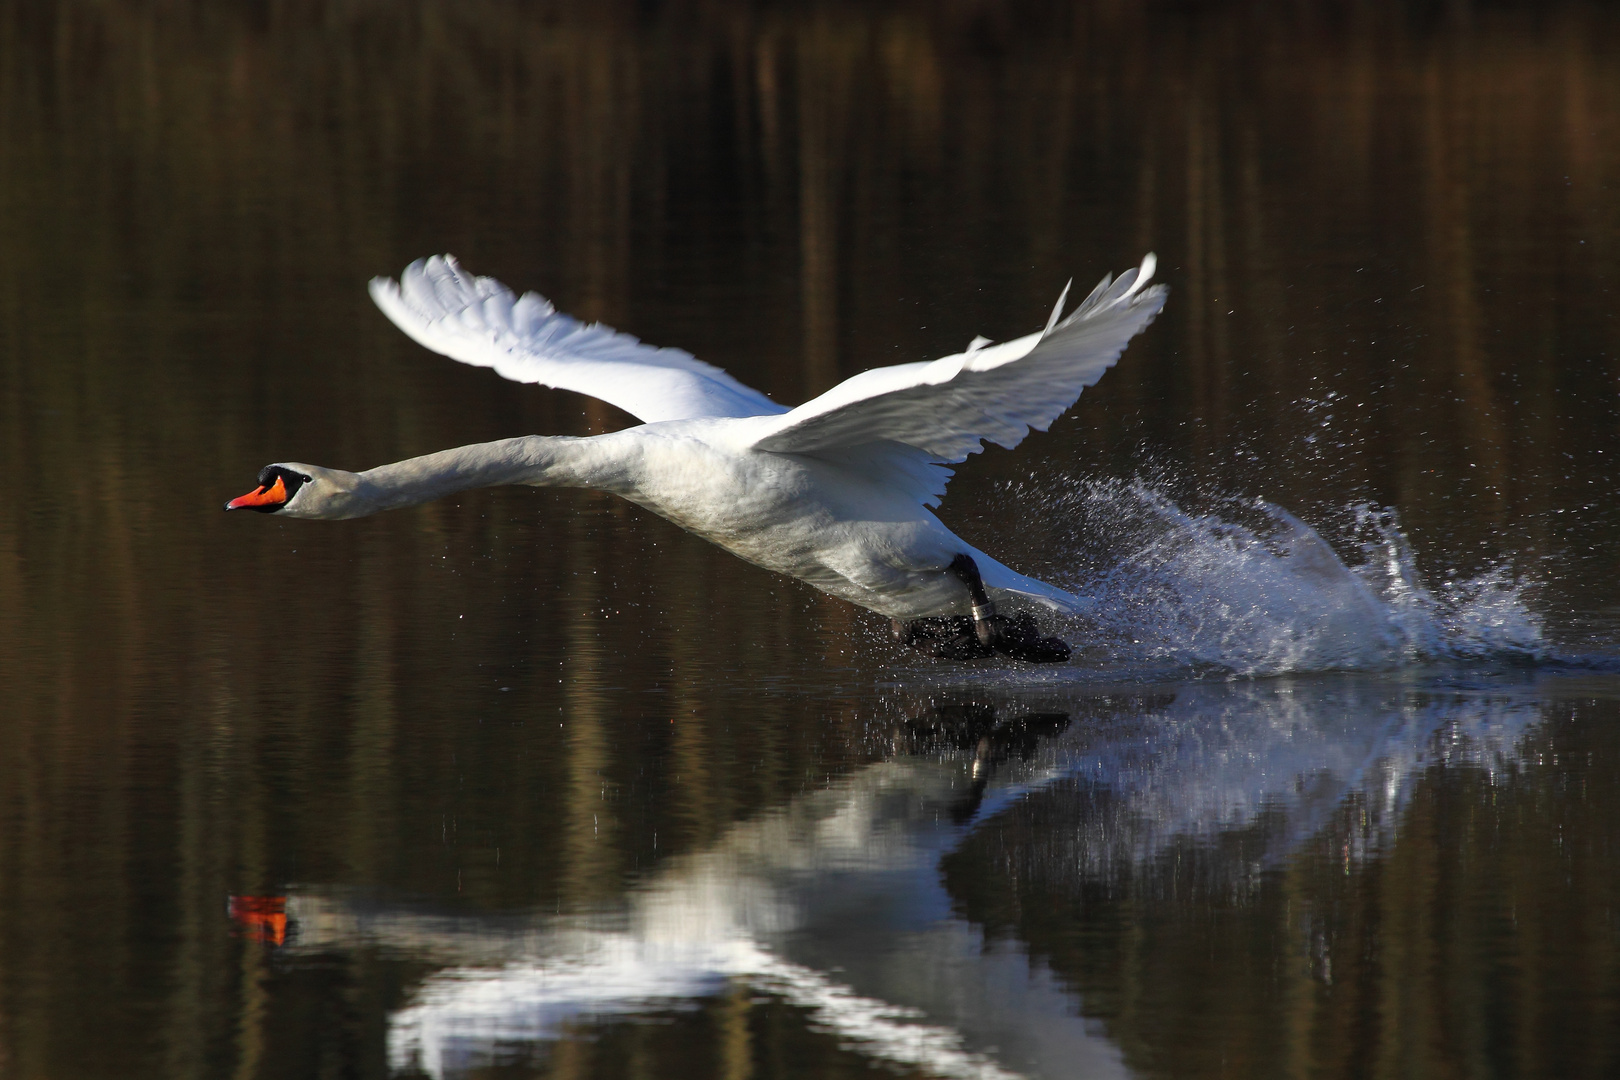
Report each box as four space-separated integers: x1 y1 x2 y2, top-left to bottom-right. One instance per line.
227 255 1167 661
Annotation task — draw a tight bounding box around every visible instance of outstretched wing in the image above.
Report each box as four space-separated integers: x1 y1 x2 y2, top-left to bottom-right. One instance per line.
750 255 1166 460
370 256 788 424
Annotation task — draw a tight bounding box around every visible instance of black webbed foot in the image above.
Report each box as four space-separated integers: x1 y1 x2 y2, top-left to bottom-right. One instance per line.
890 554 1074 663
891 615 992 659
988 611 1073 663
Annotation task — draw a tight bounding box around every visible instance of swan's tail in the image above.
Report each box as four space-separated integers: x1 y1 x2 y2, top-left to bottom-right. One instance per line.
972 550 1093 615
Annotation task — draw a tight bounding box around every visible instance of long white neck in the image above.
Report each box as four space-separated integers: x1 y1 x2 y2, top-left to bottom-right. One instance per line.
290 434 634 519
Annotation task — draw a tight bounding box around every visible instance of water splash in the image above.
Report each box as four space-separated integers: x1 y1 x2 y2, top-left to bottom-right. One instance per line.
1023 479 1544 676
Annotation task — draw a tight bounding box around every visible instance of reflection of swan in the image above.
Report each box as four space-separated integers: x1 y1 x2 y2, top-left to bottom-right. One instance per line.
278 679 1544 1080
294 752 1122 1080
226 255 1165 659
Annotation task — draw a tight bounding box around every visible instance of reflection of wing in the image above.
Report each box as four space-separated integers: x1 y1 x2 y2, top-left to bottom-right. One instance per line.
751 255 1165 460
369 256 788 424
385 944 1030 1080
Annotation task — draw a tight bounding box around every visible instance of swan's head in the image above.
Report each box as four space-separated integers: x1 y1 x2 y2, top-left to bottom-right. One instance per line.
224 463 366 519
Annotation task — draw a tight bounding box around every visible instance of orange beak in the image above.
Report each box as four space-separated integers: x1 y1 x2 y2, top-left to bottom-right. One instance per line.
225 475 288 511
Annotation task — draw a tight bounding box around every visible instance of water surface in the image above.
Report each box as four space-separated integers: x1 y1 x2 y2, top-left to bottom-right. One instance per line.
1 2 1618 1078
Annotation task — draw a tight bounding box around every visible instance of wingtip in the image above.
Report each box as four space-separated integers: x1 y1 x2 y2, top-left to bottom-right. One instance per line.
1119 253 1157 301
1044 278 1074 337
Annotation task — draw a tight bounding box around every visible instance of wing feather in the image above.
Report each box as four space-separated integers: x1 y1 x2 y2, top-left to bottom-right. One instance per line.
369 256 787 424
750 255 1166 460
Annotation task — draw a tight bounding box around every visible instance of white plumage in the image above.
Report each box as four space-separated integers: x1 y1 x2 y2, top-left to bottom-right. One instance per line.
233 255 1166 641
750 256 1158 461
369 260 786 423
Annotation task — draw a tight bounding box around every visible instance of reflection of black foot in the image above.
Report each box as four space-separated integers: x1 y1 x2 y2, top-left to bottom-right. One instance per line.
895 701 1072 822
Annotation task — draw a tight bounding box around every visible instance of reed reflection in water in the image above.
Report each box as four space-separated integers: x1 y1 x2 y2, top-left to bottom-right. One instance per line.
1 1 1619 1078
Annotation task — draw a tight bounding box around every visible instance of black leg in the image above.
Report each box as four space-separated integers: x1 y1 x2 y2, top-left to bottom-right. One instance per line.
889 555 1073 663
947 553 1000 648
943 553 1074 664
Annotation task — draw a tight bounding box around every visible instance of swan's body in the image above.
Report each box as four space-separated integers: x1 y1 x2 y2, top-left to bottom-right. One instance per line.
229 255 1167 652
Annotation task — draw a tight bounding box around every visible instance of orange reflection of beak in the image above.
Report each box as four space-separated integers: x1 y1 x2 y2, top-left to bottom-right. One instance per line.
225 475 288 511
228 895 288 945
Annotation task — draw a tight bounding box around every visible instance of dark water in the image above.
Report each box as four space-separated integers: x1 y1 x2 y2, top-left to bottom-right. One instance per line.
3 2 1619 1077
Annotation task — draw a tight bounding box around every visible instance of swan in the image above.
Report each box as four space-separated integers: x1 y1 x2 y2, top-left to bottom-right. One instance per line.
226 255 1167 661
